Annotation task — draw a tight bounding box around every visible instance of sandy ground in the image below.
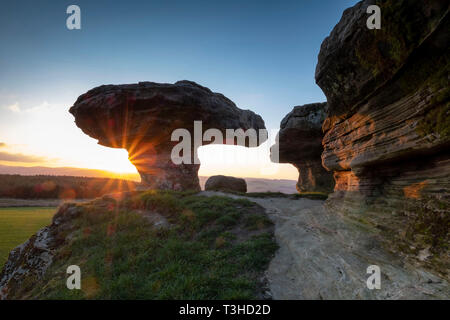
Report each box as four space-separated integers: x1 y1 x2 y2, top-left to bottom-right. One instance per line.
201 191 450 299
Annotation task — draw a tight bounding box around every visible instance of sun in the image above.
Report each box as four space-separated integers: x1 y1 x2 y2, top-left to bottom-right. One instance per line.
102 155 137 174
105 161 137 174
79 148 138 175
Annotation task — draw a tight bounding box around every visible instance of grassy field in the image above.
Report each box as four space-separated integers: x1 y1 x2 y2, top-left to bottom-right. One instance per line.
0 207 56 269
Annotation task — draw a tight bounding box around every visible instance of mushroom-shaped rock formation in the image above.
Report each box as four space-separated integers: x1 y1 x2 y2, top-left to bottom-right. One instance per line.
69 81 266 191
205 175 247 193
271 103 334 193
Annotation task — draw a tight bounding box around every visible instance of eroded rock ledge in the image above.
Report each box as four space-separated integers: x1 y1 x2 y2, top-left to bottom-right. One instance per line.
69 80 266 191
272 103 334 193
316 0 449 277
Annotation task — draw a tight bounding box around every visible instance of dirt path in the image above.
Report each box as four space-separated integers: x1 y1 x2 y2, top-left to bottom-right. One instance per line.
201 191 450 299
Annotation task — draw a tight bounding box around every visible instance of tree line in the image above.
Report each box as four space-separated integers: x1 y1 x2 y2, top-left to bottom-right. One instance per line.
0 174 137 199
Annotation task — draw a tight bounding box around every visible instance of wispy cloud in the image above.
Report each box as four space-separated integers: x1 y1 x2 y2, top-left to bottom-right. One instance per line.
26 101 51 113
6 102 21 113
3 101 51 114
0 151 49 163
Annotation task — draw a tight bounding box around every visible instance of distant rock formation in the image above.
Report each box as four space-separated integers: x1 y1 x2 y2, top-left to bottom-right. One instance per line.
315 0 449 276
70 81 266 191
205 175 247 193
271 103 334 193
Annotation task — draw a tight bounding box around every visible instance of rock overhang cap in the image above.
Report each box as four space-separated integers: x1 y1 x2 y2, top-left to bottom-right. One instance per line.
69 80 267 149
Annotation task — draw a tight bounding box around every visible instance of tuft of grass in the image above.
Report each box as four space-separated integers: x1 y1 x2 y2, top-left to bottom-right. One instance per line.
416 101 450 140
25 191 277 300
404 199 449 255
243 214 273 231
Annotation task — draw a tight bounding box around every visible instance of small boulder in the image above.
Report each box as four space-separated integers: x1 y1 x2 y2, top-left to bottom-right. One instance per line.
205 175 247 193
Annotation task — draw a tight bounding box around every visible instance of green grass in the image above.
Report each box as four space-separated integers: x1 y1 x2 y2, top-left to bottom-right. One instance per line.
16 191 277 300
0 207 56 269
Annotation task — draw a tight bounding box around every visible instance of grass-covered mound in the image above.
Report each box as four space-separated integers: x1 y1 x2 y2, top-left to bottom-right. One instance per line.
1 190 277 299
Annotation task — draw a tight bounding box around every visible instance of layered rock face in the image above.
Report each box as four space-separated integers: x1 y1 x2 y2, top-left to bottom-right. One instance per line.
70 81 266 191
316 0 449 275
272 103 334 193
205 175 247 193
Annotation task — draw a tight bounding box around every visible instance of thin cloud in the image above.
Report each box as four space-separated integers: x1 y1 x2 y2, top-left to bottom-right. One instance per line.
26 101 50 113
0 151 49 163
3 101 50 114
6 102 21 113
0 142 5 148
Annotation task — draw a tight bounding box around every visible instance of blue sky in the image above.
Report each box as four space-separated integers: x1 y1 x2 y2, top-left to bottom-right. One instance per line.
0 0 358 179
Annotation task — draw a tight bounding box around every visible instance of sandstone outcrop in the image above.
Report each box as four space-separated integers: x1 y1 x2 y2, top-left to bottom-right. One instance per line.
204 175 247 193
271 103 334 193
69 81 266 191
315 0 449 276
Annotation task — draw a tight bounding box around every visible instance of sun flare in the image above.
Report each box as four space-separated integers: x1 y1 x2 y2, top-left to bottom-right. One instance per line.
92 149 137 174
